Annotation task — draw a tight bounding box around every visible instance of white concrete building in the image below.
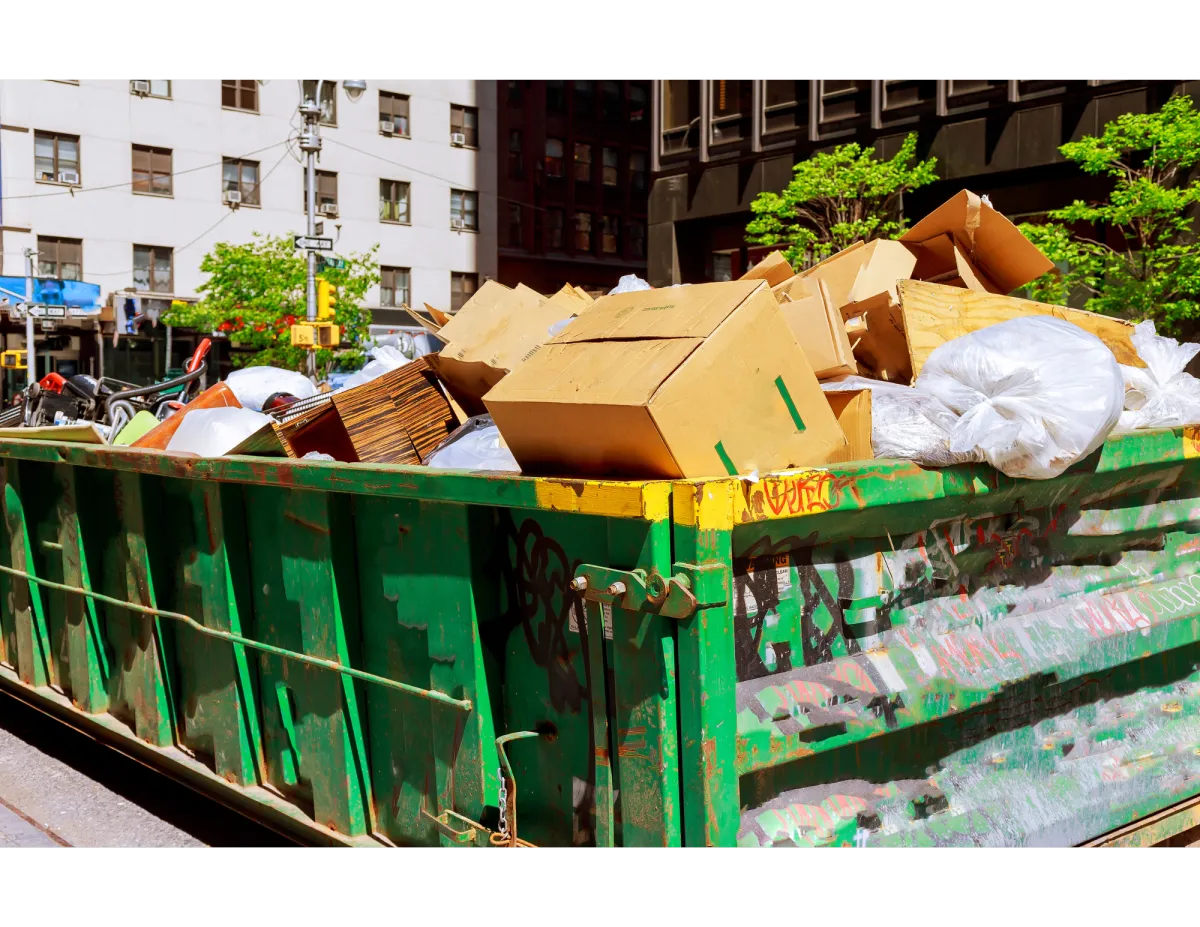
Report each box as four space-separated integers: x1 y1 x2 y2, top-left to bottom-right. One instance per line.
0 79 498 318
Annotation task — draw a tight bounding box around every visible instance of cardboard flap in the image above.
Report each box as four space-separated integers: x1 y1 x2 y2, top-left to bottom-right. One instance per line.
403 305 445 337
437 284 550 367
797 241 866 308
484 338 703 407
846 240 919 305
432 280 518 347
772 275 819 303
424 303 452 327
552 280 763 344
900 189 1054 293
740 250 794 287
777 279 857 379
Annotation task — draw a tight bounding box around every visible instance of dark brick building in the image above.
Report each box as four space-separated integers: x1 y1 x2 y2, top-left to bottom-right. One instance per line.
497 80 651 294
648 80 1200 285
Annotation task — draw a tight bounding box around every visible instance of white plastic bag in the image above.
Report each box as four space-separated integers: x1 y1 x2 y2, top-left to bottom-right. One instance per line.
1114 321 1200 432
166 408 273 457
914 316 1124 479
340 344 411 390
226 366 316 411
608 274 652 295
425 415 520 472
822 376 983 468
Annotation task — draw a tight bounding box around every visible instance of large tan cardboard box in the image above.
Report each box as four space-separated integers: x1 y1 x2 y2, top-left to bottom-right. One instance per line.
484 280 847 479
900 189 1054 294
772 277 857 379
430 281 582 414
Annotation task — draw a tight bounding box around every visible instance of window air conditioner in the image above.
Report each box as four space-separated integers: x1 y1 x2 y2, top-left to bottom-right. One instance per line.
450 132 466 147
58 171 80 185
131 80 151 95
380 120 394 135
320 203 339 217
223 189 242 205
451 218 464 230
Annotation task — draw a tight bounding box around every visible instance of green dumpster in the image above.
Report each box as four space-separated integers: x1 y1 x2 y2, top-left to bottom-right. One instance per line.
0 427 1199 847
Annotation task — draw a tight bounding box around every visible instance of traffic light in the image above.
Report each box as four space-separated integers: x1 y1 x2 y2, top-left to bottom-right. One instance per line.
317 279 337 320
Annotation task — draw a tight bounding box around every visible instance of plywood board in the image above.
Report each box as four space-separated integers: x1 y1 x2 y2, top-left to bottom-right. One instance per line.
897 280 1142 379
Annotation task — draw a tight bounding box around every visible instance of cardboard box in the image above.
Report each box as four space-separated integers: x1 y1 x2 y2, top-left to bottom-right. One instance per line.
772 277 857 379
740 250 794 287
821 388 874 465
484 280 847 479
900 189 1054 294
800 239 917 314
429 281 566 414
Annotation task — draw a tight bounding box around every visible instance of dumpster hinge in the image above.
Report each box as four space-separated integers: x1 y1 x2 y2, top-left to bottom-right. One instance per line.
571 564 724 619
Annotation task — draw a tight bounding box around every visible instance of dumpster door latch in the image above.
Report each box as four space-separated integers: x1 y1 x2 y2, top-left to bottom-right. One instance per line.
571 566 700 619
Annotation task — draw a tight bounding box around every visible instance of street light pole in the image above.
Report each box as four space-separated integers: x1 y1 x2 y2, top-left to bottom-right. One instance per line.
23 247 36 388
298 82 323 382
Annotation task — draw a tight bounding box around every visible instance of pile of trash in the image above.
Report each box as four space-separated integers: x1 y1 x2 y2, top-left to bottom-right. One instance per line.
7 188 1199 483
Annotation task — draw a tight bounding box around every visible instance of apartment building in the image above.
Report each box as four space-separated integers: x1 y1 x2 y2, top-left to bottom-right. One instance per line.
648 80 1200 285
497 80 651 294
0 79 497 372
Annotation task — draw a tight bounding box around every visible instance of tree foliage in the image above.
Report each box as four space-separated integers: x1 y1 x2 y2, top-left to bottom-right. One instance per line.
746 133 939 270
163 232 380 373
1019 94 1200 336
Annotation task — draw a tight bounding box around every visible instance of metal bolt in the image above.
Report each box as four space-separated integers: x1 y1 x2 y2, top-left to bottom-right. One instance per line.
606 582 626 596
570 576 588 592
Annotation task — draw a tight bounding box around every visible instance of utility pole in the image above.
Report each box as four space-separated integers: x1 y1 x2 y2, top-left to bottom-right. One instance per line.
298 83 323 382
23 247 36 388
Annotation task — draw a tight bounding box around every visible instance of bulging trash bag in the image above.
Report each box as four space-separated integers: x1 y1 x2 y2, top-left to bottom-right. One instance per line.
425 415 520 472
1115 320 1200 432
226 366 316 411
166 407 272 457
914 316 1124 479
340 344 410 390
608 274 652 295
822 376 983 468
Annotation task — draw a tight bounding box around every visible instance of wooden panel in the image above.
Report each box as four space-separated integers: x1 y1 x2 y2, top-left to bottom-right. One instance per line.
897 280 1141 379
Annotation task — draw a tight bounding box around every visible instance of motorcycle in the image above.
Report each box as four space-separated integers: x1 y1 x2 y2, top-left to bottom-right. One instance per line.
0 339 213 441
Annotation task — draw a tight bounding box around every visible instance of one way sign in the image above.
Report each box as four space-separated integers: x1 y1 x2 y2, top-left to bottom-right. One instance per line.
294 235 333 251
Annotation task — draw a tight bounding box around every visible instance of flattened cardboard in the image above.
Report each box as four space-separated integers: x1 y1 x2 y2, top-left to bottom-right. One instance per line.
821 389 873 464
774 277 857 379
485 281 846 479
740 250 794 287
900 189 1054 294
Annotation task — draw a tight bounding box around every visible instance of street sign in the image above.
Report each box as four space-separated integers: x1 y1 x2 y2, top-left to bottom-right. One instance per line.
29 305 66 319
317 256 346 270
294 235 333 251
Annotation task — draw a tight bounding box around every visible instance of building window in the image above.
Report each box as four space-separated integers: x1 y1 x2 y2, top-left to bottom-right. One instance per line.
946 80 1007 105
818 80 871 127
574 143 592 183
380 266 411 308
132 144 172 196
302 80 337 125
882 80 937 114
132 80 171 98
451 272 478 312
221 80 258 113
547 209 565 249
450 189 478 231
628 221 646 259
630 151 647 194
508 204 523 247
547 81 566 113
507 81 524 106
545 138 564 178
1015 80 1070 100
602 81 622 121
602 147 619 187
133 244 173 292
304 170 338 212
573 80 594 116
629 83 648 122
380 179 411 224
450 104 478 147
222 157 260 206
712 252 734 282
34 131 80 184
763 80 809 134
37 236 82 280
601 216 619 255
575 212 593 252
509 130 524 179
710 80 752 144
661 80 700 153
380 91 410 136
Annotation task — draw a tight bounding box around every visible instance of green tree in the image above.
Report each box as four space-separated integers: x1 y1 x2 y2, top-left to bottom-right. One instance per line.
746 133 938 270
163 232 380 373
1019 94 1200 336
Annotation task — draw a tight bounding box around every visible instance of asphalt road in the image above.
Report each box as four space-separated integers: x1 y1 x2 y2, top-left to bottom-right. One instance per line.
0 689 295 847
